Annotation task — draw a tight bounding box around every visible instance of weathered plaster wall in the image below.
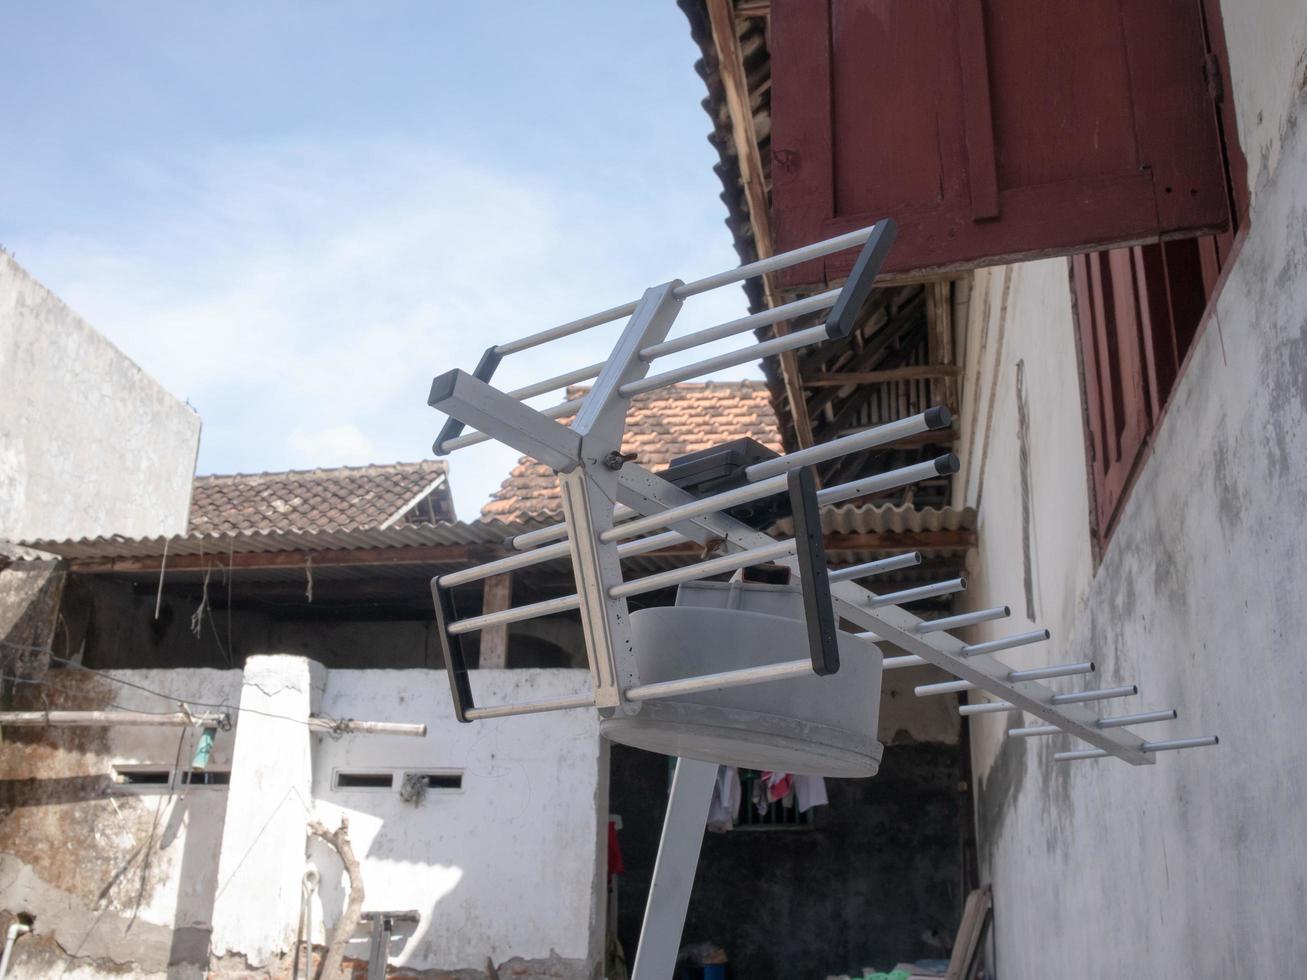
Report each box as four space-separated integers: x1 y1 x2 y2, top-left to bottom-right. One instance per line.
0 254 199 543
957 9 1307 976
310 668 605 975
1 664 605 978
0 668 240 976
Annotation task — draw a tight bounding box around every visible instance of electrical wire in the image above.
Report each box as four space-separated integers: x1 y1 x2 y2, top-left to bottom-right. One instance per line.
0 638 341 732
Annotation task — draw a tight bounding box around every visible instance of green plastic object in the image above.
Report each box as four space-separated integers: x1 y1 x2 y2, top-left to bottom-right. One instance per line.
191 726 217 770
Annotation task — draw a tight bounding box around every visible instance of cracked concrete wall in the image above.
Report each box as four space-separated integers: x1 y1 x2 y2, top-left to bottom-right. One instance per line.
0 668 241 977
0 664 603 979
954 3 1307 976
0 254 199 544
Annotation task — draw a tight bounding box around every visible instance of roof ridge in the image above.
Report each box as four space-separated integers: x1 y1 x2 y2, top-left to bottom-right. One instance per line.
195 460 447 483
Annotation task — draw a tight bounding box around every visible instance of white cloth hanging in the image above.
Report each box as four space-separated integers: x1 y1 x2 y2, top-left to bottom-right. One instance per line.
705 766 742 832
794 774 828 813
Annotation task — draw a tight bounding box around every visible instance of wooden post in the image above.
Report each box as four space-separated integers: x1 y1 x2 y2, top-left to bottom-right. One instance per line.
925 279 960 412
479 573 513 668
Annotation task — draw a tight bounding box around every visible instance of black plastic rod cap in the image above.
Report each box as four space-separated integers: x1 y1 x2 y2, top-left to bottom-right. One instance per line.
934 452 961 476
924 405 953 430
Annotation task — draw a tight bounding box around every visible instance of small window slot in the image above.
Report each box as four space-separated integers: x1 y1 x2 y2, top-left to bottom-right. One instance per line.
334 771 395 790
114 769 172 786
421 772 463 790
184 770 231 786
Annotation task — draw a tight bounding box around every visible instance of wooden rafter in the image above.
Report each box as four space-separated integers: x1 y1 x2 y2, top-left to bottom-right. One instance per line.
706 0 815 449
924 279 961 412
805 365 963 387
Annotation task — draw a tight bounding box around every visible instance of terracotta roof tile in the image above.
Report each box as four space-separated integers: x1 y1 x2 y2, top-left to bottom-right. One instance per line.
482 381 781 523
190 461 453 534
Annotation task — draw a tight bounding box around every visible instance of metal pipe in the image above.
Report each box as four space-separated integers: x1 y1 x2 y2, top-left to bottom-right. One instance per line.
817 455 959 507
508 424 953 552
305 717 427 737
600 473 789 542
1054 747 1110 761
744 408 951 482
883 654 927 670
959 700 1017 716
439 396 584 453
1143 735 1219 752
1008 661 1095 683
507 362 605 401
1096 708 1177 729
510 505 641 552
438 529 686 589
0 710 225 728
915 678 976 697
608 540 796 599
1051 684 1137 706
827 552 922 583
961 630 1050 657
619 324 830 397
0 919 32 980
674 225 876 298
915 606 1011 634
641 289 841 361
625 659 813 702
495 301 639 356
1056 734 1219 760
490 225 875 359
1009 724 1059 738
447 594 581 635
464 692 597 720
868 578 967 608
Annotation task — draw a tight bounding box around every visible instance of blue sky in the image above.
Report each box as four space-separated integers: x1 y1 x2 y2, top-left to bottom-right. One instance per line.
1 2 762 519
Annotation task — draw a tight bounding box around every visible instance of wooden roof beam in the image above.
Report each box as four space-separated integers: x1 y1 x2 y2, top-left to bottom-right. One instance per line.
707 0 815 450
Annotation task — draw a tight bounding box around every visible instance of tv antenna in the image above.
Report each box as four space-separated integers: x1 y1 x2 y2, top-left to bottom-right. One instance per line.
426 219 1216 978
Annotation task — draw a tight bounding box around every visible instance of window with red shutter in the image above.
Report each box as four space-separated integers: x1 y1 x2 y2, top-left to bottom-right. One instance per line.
1072 232 1231 543
770 0 1238 284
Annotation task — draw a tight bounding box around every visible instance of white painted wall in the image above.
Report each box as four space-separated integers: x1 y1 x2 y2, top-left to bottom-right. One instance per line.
309 668 605 973
956 5 1307 975
209 654 324 967
0 254 200 542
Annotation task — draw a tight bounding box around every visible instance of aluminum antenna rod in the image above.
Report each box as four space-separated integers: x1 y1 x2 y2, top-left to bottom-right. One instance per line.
425 219 1214 763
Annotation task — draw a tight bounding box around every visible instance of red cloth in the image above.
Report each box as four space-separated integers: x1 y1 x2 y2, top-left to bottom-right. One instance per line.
607 820 625 878
761 771 793 803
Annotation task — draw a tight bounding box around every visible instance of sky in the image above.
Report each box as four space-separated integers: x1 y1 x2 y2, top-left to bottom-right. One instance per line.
0 2 764 520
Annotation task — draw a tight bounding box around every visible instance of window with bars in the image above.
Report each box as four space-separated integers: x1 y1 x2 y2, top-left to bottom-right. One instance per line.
1071 232 1230 545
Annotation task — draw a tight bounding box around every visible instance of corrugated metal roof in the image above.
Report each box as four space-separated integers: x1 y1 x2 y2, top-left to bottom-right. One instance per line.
17 520 534 562
20 502 972 564
779 503 976 537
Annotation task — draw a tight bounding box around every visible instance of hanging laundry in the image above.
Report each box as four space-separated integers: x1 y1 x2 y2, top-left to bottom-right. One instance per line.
607 819 625 878
706 766 741 832
794 774 829 813
761 770 793 803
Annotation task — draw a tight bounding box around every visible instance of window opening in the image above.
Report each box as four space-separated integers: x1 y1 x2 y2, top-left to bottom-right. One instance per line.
333 771 396 790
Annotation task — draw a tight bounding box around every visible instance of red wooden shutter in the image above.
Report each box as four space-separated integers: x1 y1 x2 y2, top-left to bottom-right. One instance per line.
772 0 1232 284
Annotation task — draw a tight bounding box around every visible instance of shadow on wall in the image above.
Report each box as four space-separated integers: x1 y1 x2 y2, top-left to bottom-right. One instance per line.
309 820 465 970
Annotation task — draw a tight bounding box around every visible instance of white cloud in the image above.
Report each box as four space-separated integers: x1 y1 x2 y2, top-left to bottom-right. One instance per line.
17 139 763 519
287 424 376 466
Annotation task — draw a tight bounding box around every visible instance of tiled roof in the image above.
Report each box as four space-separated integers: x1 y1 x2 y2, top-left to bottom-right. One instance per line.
482 381 781 523
189 461 454 534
